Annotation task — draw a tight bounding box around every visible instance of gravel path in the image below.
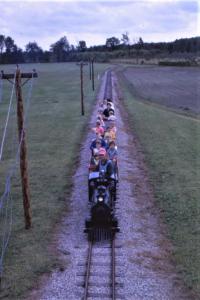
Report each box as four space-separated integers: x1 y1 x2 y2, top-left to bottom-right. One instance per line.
29 71 194 300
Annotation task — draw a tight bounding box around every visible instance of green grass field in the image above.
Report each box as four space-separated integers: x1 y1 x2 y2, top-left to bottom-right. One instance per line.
118 70 200 296
0 62 110 299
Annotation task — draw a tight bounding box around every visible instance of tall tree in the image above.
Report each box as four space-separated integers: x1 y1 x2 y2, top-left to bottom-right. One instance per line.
4 36 15 53
50 36 70 62
0 35 5 63
78 40 87 52
137 37 144 49
25 42 43 62
121 32 130 46
121 32 130 56
70 44 75 52
0 35 5 54
133 37 144 64
12 47 24 63
3 36 18 63
106 37 120 50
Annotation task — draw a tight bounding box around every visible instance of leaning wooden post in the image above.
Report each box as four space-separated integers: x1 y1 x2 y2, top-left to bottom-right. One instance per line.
15 68 31 229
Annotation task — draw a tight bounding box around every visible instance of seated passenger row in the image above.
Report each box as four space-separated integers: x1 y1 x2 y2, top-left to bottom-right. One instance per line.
89 98 118 176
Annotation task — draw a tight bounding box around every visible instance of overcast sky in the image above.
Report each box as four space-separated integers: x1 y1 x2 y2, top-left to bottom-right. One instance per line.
0 0 199 50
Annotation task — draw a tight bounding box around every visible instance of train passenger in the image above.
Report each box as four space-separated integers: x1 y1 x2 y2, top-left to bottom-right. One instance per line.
107 141 118 161
107 101 115 110
104 129 110 142
97 115 105 129
108 110 116 122
104 126 116 142
98 106 104 114
90 137 107 154
98 99 107 113
102 99 107 110
92 120 104 136
90 139 101 154
89 151 99 172
107 141 118 175
110 122 117 134
103 102 114 119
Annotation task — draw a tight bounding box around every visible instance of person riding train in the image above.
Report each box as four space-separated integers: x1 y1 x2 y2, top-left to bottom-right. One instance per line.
104 126 116 142
107 141 118 174
92 120 104 137
90 136 107 154
107 110 116 122
89 150 99 172
103 102 115 120
107 141 118 161
88 148 115 202
97 148 113 177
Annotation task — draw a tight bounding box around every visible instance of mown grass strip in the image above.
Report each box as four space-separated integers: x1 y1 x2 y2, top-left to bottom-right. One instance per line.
0 62 110 299
118 71 200 295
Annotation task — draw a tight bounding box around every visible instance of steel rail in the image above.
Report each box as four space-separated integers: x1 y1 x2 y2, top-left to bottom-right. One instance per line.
83 241 93 300
83 237 116 300
111 236 116 300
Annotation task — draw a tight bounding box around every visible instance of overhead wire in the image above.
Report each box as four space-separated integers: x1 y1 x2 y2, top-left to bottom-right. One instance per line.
0 72 16 162
0 71 35 210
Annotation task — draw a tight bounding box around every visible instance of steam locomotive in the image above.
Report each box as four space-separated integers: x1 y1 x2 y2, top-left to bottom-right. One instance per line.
85 169 119 240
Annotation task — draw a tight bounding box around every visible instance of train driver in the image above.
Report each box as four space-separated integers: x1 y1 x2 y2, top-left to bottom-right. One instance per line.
97 148 113 178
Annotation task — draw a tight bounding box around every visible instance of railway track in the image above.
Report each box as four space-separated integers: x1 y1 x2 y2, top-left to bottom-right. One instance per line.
83 236 116 300
104 70 113 99
79 70 123 300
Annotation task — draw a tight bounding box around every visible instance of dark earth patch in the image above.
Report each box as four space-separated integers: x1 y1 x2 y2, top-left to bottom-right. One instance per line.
123 66 200 114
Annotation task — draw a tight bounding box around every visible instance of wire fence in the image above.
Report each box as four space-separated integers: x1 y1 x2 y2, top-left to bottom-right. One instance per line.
0 72 35 281
0 73 3 104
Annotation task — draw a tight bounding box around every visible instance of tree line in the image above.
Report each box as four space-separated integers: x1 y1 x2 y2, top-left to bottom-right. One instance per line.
0 33 199 64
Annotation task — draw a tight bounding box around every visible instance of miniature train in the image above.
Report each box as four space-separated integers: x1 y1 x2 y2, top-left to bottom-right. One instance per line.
84 72 120 240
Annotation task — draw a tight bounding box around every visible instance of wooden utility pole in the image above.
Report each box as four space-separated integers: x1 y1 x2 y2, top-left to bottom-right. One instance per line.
89 59 92 80
76 62 88 116
15 69 31 229
91 59 95 91
1 67 38 229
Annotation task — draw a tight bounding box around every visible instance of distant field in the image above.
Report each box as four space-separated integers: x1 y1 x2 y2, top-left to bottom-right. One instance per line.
0 62 110 299
123 65 199 114
118 68 200 297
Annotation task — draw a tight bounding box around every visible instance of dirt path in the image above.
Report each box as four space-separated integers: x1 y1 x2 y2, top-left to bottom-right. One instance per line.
29 71 194 300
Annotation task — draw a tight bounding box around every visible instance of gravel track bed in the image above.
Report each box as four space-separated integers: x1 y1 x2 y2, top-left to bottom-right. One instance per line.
29 71 193 300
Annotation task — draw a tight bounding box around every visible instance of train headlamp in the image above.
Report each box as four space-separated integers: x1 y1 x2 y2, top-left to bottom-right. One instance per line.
98 196 104 202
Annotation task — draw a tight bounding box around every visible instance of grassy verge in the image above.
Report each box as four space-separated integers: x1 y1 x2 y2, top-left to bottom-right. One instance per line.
0 62 110 299
118 71 200 296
